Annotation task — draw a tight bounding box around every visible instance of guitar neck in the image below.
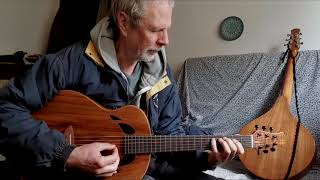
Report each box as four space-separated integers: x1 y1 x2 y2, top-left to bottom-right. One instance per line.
124 135 253 154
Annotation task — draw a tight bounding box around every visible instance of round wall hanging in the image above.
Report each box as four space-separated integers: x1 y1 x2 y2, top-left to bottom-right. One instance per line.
219 16 244 41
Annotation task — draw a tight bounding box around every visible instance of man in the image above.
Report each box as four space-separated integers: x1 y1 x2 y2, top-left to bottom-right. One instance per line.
0 0 244 179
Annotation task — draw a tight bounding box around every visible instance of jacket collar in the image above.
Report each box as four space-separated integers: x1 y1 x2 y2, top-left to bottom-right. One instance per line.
85 40 105 68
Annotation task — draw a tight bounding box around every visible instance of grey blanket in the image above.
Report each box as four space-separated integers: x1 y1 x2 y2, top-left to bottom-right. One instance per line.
177 50 320 179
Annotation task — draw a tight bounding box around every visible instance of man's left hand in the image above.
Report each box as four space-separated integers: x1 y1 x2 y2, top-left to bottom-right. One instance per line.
207 137 244 166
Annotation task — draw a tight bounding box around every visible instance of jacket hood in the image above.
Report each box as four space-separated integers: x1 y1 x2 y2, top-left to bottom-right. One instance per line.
90 17 167 89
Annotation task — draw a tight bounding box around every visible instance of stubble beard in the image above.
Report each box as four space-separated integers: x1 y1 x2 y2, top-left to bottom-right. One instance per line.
138 48 162 62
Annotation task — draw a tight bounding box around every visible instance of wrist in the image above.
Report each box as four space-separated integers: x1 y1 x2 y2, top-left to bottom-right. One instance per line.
54 143 76 172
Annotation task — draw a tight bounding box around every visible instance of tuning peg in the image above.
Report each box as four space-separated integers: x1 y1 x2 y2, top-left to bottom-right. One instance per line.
300 32 302 35
285 39 290 41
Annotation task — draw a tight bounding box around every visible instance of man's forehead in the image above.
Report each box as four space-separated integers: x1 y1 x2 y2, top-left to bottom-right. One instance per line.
143 0 172 8
142 1 172 28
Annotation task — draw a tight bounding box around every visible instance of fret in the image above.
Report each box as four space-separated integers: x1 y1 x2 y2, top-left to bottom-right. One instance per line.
159 136 162 152
135 135 137 154
187 136 189 151
193 136 196 151
169 134 171 152
137 136 139 153
164 135 166 153
151 136 153 152
125 135 127 154
175 136 177 152
200 135 202 150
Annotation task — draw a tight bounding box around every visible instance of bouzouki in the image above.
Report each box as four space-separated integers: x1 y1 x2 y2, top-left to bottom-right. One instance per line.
239 28 316 179
31 29 315 179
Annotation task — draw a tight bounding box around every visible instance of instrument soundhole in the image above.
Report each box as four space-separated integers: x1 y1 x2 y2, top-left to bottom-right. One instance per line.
110 114 121 120
118 123 135 134
120 154 135 166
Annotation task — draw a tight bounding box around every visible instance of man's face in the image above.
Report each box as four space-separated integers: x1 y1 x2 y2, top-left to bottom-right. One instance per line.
126 1 172 62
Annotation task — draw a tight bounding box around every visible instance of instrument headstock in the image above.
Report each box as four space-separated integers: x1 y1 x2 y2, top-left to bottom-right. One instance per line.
252 129 284 154
286 28 302 59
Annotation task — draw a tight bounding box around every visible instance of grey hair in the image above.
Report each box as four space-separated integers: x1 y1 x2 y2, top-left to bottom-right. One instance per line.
108 0 175 28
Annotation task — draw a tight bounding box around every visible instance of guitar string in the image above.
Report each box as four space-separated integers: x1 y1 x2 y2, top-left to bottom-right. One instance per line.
73 136 273 145
73 139 257 143
73 136 273 142
285 47 302 179
73 139 268 146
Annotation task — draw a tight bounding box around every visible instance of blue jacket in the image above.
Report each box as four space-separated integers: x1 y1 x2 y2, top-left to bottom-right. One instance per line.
0 40 210 177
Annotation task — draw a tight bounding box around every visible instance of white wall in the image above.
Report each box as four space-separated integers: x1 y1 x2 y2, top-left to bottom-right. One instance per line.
0 0 59 54
1 0 320 77
167 0 320 75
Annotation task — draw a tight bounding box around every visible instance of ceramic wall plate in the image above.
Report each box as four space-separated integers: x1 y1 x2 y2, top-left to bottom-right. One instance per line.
220 16 244 41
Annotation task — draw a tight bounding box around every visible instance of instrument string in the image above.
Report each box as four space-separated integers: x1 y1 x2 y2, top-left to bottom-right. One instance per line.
285 49 302 179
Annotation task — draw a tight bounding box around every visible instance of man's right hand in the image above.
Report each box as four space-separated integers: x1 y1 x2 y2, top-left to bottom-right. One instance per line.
66 142 120 177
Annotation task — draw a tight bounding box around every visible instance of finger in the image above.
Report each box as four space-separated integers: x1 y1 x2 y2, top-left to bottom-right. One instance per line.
217 138 231 162
211 138 218 153
218 138 231 154
98 148 119 167
96 171 117 177
223 137 237 160
95 160 119 175
94 142 116 151
94 147 119 169
232 138 245 155
95 153 120 175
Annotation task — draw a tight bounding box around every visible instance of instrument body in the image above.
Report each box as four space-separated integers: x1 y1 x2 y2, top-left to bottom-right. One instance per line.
240 28 316 179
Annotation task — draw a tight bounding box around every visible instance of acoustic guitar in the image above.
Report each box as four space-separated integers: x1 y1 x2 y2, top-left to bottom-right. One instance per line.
239 28 316 179
31 29 315 180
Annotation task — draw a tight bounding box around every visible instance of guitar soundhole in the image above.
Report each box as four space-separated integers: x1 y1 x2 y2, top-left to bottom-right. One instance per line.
120 154 135 166
118 123 135 134
110 115 121 120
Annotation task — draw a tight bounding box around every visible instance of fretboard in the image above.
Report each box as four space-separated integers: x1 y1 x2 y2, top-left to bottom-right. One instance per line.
124 135 253 154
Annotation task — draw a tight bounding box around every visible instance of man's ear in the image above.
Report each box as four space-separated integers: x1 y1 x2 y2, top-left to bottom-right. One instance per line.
117 12 129 37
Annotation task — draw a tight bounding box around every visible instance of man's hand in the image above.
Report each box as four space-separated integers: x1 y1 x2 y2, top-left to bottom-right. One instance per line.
207 137 244 166
66 142 120 177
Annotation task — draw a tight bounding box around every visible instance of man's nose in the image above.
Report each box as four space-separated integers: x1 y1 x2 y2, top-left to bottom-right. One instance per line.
158 30 169 46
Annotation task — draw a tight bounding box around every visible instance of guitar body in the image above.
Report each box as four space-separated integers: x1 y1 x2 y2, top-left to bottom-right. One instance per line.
33 90 151 180
240 96 316 179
